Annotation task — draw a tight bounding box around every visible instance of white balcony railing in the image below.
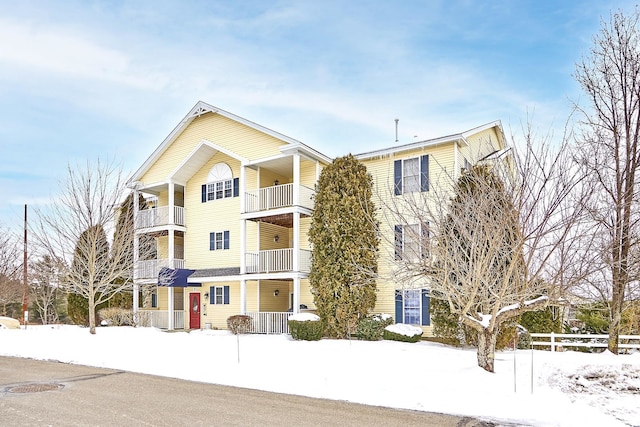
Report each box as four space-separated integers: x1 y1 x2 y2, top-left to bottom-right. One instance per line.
246 312 292 334
245 249 311 274
244 184 315 213
135 258 185 280
137 310 185 329
135 206 185 229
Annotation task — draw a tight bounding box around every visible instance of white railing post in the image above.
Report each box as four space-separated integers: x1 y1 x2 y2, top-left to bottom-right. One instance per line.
550 332 555 352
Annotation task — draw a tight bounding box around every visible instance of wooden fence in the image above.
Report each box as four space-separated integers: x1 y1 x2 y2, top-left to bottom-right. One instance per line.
530 332 640 352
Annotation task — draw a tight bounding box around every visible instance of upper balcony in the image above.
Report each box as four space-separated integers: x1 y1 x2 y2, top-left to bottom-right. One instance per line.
135 206 185 230
245 248 312 274
244 183 314 214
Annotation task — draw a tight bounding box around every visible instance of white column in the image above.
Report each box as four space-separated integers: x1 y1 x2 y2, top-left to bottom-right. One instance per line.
240 279 246 314
168 183 175 262
293 212 300 272
168 181 175 331
240 219 246 274
240 164 246 213
133 189 140 317
168 181 175 225
168 287 174 330
293 277 301 314
293 153 300 206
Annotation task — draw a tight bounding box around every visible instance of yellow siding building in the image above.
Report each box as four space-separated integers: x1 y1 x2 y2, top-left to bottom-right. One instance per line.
130 101 507 334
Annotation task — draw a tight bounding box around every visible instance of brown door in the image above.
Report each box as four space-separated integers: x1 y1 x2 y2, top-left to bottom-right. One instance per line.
189 293 200 329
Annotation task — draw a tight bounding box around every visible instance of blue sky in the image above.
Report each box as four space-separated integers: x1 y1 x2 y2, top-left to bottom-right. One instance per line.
0 0 632 229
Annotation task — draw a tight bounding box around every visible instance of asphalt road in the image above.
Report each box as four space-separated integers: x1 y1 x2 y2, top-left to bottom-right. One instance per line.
0 356 506 427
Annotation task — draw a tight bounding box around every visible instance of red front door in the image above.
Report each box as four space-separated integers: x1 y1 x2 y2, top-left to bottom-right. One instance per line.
189 293 201 329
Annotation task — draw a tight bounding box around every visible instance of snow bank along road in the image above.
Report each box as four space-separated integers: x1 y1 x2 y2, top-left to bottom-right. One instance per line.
0 357 512 426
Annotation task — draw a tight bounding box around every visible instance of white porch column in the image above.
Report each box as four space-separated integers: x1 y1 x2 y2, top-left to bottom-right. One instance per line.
293 153 300 206
132 189 140 318
168 183 175 263
240 164 246 213
293 211 300 271
168 287 174 330
240 219 246 274
240 279 246 314
168 181 175 331
293 277 301 314
168 181 175 224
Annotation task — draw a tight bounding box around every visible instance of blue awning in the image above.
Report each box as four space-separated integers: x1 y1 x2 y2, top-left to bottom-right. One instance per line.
158 267 201 287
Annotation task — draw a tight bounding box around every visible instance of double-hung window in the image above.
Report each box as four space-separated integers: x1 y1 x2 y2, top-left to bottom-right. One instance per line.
201 163 239 202
204 178 238 202
209 231 230 251
395 289 430 326
209 285 230 305
394 155 429 195
395 223 429 261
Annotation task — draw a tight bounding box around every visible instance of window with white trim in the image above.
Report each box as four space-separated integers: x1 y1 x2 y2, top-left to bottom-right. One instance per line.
403 289 421 324
209 231 230 251
202 163 239 202
395 289 430 326
395 223 429 261
394 155 429 195
209 285 230 305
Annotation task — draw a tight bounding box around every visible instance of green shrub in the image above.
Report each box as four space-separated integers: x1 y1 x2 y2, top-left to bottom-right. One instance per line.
288 318 323 341
67 293 90 326
356 313 394 341
98 307 133 326
520 307 562 334
383 324 423 343
227 315 251 334
517 329 532 349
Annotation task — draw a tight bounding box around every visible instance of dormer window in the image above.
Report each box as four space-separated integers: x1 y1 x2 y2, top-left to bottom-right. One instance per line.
201 163 239 202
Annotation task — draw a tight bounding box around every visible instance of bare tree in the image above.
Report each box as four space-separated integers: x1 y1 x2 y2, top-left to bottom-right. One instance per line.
0 228 22 317
30 255 65 324
385 128 591 372
574 8 640 353
35 159 154 334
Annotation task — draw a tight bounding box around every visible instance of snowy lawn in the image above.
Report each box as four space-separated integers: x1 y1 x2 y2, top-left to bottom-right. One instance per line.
1 326 638 426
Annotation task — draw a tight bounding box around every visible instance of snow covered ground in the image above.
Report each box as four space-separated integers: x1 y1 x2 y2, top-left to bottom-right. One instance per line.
1 325 638 426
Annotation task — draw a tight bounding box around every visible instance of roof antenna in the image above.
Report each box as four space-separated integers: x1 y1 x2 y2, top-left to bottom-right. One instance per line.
395 118 399 142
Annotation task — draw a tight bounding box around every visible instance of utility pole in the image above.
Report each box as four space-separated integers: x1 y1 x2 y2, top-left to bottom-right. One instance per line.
22 204 28 328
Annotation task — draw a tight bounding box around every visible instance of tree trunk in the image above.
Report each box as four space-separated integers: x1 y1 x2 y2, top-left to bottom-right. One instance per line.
608 281 625 353
477 328 497 373
88 288 96 335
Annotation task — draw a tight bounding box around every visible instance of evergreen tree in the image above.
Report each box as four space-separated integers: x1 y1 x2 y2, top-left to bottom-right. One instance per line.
309 154 379 338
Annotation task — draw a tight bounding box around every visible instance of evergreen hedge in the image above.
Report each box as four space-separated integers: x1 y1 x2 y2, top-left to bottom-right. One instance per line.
288 318 323 341
356 314 394 341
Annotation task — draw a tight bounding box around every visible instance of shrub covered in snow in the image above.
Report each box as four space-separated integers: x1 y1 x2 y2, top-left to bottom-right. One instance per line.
227 315 251 334
97 307 133 326
383 323 423 343
288 313 323 341
356 313 394 341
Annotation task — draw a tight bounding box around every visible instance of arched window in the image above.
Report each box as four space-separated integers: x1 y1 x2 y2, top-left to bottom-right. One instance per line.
202 163 238 202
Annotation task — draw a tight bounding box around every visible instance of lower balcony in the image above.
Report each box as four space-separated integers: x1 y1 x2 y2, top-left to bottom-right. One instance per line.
137 310 185 329
135 206 185 229
135 259 185 280
245 249 311 274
